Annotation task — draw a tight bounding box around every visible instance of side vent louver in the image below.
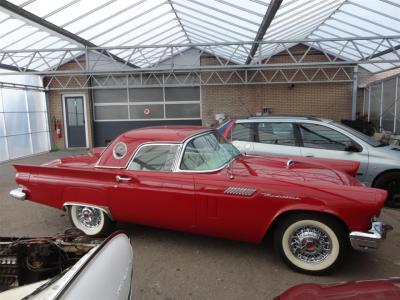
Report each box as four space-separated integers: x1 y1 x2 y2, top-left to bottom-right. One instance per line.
224 187 256 196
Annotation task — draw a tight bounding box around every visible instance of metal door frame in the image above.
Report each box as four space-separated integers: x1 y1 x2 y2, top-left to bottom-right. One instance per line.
62 94 89 148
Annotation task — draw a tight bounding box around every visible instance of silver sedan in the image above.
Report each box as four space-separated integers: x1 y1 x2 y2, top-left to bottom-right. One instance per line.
219 116 400 207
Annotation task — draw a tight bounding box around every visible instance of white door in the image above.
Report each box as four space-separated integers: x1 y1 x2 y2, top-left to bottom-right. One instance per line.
297 123 369 183
252 122 301 157
228 122 255 154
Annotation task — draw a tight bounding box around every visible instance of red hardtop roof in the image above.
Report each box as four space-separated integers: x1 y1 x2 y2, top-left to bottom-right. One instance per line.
120 126 211 143
96 126 212 168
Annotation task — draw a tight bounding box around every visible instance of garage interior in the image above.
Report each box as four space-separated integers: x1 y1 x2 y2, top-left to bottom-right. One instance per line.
0 0 400 299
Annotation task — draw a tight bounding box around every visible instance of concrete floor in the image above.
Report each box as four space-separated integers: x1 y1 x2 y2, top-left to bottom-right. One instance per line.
1 150 400 299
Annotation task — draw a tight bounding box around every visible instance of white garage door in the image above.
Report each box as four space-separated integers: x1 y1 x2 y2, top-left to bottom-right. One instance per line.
0 85 50 163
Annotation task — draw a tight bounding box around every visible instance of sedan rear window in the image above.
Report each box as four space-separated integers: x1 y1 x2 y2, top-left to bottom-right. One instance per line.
257 123 296 146
228 123 254 142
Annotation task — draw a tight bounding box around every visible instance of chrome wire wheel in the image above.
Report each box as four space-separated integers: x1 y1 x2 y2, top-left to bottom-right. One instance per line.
76 206 102 229
276 216 343 274
288 225 332 264
68 205 112 237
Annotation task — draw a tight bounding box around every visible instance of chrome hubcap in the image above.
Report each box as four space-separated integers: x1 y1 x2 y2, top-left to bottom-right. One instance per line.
289 225 332 263
76 207 101 229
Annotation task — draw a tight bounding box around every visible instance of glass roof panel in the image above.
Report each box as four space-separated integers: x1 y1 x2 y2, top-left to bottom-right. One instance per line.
22 0 78 18
0 0 399 73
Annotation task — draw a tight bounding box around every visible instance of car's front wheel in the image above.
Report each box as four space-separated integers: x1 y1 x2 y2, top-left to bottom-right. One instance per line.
68 205 114 237
274 214 346 274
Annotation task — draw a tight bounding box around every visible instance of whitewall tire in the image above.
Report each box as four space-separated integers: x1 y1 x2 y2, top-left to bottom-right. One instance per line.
274 214 346 274
68 205 114 237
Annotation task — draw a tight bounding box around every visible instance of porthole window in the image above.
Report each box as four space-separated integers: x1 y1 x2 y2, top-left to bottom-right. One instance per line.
113 142 127 159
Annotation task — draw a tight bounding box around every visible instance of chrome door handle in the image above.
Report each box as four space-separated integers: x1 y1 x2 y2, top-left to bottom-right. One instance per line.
115 175 132 182
305 153 314 157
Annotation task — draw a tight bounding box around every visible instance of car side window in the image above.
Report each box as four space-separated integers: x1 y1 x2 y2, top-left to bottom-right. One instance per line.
128 144 179 172
228 123 253 142
257 122 296 146
299 123 353 151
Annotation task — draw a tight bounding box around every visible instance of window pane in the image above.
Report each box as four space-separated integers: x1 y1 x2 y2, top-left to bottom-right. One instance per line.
165 104 200 118
7 134 32 159
32 131 50 154
129 88 163 102
27 91 46 112
30 112 48 132
258 123 295 146
299 123 352 151
0 114 5 137
4 113 29 135
2 89 27 112
129 144 178 172
181 132 239 171
165 87 200 101
0 137 8 162
130 104 164 119
369 84 381 130
229 123 253 142
382 79 396 132
93 89 127 103
94 105 129 120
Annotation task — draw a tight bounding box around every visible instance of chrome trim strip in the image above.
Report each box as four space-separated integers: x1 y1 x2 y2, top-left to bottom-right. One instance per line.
9 187 26 201
349 220 392 252
63 202 114 221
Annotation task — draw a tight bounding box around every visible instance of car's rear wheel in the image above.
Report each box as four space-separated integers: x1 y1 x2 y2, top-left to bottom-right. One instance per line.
274 214 346 274
374 172 400 208
68 205 114 237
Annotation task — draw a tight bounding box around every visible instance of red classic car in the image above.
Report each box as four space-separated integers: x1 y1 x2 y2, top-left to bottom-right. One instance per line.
275 278 400 300
10 126 391 274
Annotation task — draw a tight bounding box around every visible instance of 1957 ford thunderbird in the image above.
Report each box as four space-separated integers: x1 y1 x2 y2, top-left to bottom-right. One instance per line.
10 126 392 274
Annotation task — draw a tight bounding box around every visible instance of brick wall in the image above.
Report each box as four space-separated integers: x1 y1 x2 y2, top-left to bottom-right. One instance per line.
44 45 360 148
201 44 354 125
202 83 353 125
44 57 94 149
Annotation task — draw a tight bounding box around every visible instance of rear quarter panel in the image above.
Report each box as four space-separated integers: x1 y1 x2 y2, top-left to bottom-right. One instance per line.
14 164 115 211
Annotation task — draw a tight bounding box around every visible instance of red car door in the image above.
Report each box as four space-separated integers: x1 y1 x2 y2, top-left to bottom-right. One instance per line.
192 170 267 243
108 143 196 232
110 169 196 232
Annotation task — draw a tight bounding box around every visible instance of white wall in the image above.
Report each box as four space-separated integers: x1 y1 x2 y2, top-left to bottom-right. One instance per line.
0 74 50 162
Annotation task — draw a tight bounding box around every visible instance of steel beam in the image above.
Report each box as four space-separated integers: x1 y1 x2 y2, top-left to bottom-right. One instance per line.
351 65 358 120
167 0 191 44
0 0 137 69
245 0 283 64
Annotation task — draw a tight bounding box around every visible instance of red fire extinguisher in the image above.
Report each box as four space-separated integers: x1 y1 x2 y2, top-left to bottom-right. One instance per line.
54 118 62 139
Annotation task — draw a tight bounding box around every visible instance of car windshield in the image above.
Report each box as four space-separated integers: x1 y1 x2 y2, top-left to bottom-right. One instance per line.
332 121 383 147
180 131 240 171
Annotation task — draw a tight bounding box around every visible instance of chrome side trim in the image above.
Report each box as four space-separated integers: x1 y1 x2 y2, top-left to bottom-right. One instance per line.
63 202 114 221
224 187 256 196
9 188 26 201
349 220 393 252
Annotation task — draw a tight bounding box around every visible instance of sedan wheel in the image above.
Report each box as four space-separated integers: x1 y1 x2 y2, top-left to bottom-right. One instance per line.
274 214 345 274
68 205 114 237
374 172 400 208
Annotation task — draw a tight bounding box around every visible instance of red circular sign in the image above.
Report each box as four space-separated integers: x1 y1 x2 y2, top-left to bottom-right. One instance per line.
143 108 150 115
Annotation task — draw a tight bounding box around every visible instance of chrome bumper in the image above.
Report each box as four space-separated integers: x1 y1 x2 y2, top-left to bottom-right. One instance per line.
350 220 393 252
9 188 26 201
